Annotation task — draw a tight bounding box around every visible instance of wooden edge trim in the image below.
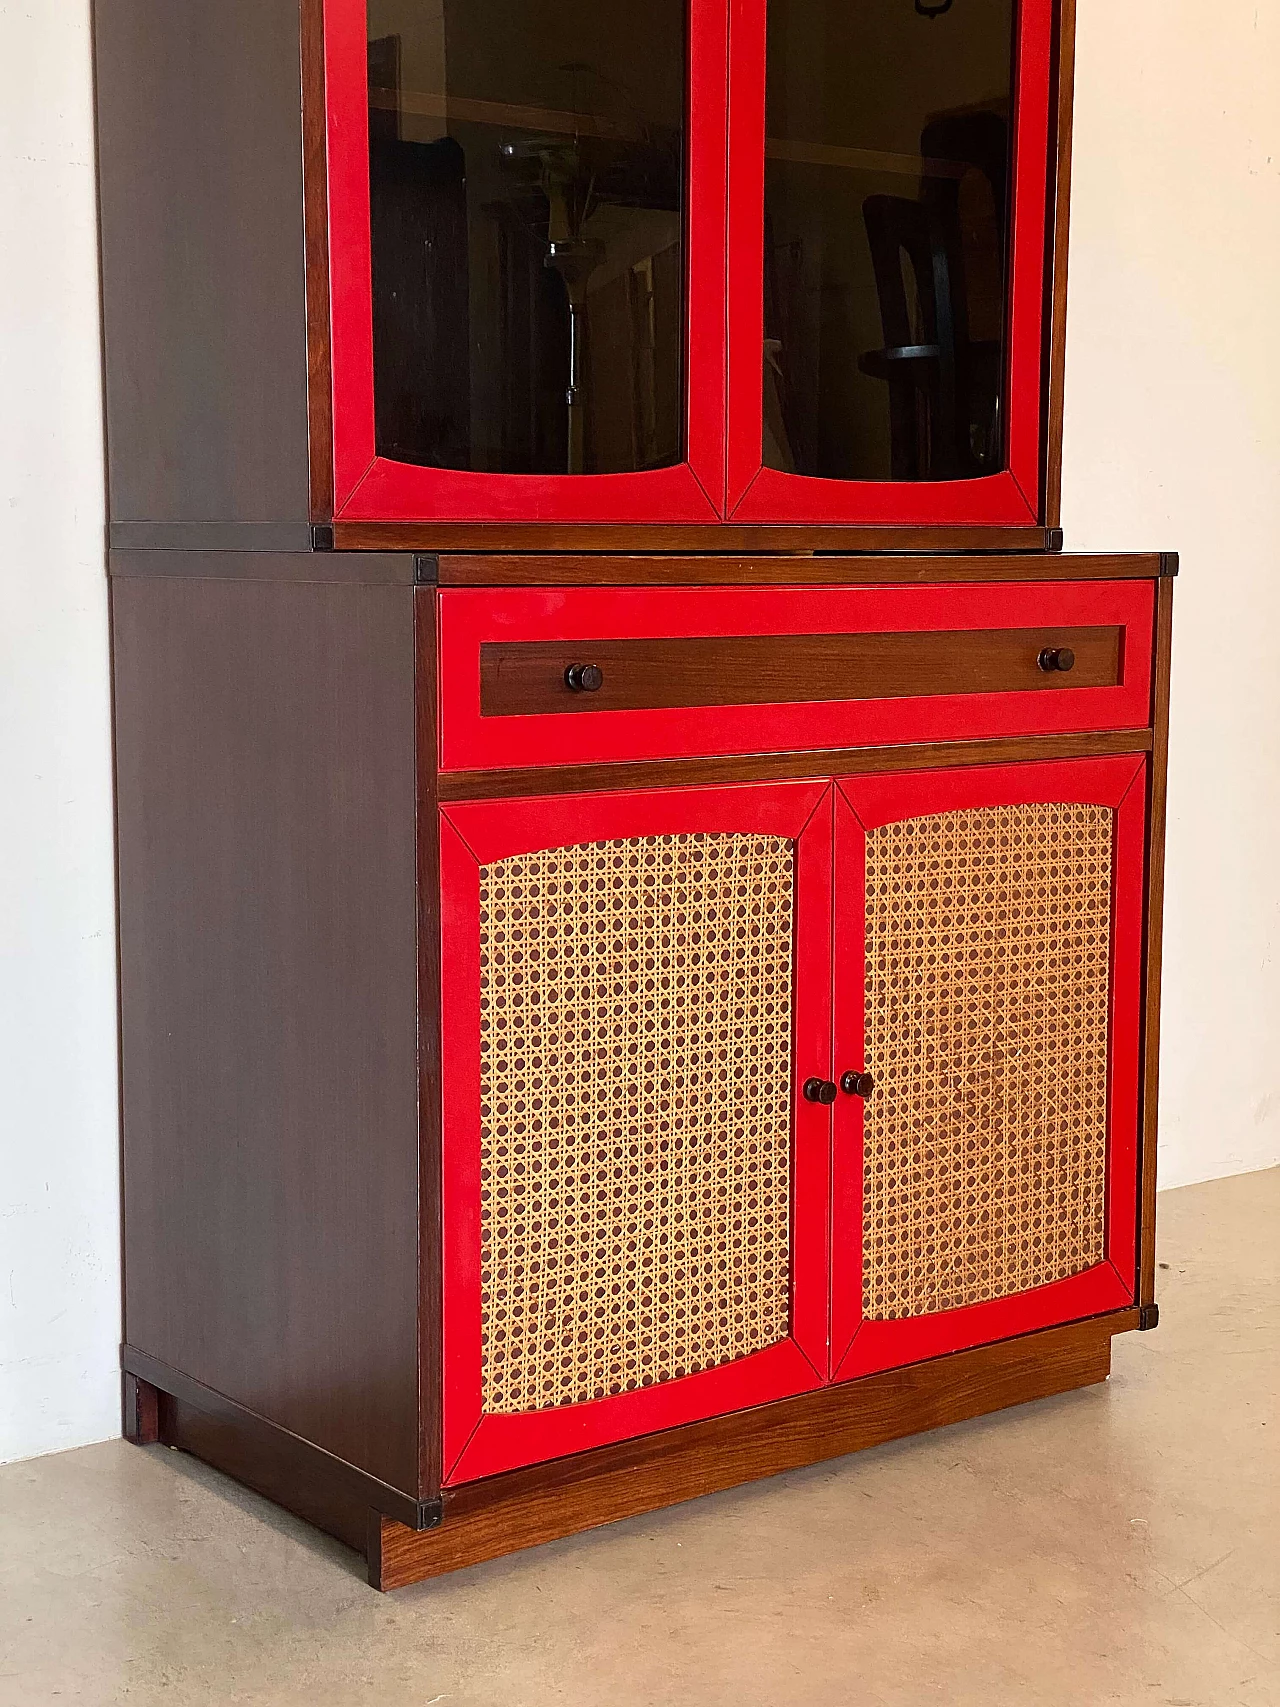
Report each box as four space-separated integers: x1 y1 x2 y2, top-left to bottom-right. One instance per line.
437 730 1154 803
122 1371 160 1445
109 523 320 555
1043 0 1078 529
415 591 445 1492
432 552 1163 586
120 1345 429 1531
107 548 417 585
1139 579 1174 1304
334 524 1054 555
300 0 335 522
370 1311 1137 1590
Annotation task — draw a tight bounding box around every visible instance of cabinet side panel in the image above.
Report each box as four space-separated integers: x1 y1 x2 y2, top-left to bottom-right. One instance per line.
94 0 312 526
114 574 420 1492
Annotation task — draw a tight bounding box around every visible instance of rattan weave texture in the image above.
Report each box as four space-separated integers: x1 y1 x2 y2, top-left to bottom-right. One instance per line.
479 832 795 1415
862 802 1112 1321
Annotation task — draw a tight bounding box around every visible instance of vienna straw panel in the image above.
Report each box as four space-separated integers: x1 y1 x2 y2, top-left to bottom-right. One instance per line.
863 803 1112 1320
478 833 796 1415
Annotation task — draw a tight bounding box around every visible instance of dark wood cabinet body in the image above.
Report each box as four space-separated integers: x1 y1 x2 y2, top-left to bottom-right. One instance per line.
111 551 1173 1585
98 0 1174 1595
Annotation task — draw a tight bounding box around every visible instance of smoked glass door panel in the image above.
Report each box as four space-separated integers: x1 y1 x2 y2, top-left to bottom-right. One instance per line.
366 0 686 477
762 0 1015 484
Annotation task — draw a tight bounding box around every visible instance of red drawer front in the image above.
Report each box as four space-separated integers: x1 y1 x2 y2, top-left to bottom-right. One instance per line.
437 583 1155 771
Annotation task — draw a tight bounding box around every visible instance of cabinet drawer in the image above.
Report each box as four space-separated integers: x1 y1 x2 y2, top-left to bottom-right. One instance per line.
438 583 1155 771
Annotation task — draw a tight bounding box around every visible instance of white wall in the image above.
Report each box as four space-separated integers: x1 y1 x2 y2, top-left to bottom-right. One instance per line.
1062 0 1280 1189
0 0 1276 1464
0 3 120 1463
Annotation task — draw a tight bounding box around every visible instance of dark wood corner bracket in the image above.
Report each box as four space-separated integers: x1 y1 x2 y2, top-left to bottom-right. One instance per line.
120 1346 439 1540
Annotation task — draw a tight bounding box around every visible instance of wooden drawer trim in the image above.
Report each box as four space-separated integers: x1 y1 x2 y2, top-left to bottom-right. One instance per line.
436 730 1153 802
435 550 1167 586
480 626 1121 718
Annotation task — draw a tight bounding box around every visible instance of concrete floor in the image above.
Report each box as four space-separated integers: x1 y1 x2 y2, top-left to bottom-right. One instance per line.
1 1170 1276 1707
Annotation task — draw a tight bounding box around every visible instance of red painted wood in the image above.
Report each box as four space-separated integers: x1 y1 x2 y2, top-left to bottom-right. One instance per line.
322 0 727 524
438 582 1155 771
829 756 1146 1383
438 782 833 1485
323 0 377 511
725 0 1053 525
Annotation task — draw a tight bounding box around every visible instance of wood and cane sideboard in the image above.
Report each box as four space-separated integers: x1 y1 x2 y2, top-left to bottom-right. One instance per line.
96 0 1173 1589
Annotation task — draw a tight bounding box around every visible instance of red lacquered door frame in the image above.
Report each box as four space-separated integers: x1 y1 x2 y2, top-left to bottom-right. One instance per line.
829 758 1146 1382
438 782 833 1485
438 581 1155 772
724 0 1053 525
323 0 727 524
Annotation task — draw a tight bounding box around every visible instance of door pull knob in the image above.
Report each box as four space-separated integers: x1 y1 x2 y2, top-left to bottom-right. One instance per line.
565 663 604 692
1037 646 1076 674
803 1077 838 1105
840 1070 876 1097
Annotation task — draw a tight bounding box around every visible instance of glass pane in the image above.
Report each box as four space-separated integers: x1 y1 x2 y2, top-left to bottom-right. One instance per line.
762 0 1015 483
367 0 686 475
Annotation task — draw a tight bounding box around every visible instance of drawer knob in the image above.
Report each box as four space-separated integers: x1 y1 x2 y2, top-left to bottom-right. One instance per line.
840 1070 876 1098
803 1077 838 1105
565 663 604 693
1038 646 1076 673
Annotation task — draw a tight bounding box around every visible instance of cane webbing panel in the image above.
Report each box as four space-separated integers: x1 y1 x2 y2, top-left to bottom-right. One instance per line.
479 832 795 1415
863 802 1112 1322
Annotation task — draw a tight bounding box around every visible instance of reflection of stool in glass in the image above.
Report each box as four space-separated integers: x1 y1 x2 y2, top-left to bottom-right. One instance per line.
861 110 1008 481
860 194 951 480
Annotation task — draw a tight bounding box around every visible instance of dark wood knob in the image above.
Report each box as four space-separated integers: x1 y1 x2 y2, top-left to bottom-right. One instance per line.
565 663 604 693
1038 646 1076 673
841 1071 876 1098
803 1077 837 1105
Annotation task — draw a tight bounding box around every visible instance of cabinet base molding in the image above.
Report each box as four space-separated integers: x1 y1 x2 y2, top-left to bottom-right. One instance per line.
125 1313 1135 1590
332 524 1058 558
371 1314 1130 1589
377 1312 1133 1590
119 1347 437 1549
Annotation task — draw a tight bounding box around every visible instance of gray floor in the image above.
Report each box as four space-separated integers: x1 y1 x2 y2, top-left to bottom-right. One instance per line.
1 1168 1276 1707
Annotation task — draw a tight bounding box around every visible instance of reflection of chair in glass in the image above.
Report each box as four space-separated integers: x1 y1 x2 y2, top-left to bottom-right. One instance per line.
369 131 473 469
860 110 1008 481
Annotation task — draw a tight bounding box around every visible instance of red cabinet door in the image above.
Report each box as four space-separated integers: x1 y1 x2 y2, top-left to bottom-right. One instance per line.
725 0 1054 526
830 757 1145 1381
323 0 728 524
438 782 832 1483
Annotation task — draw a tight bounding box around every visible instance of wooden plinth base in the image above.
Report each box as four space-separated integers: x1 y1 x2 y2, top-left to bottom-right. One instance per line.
124 1313 1135 1592
369 1313 1131 1591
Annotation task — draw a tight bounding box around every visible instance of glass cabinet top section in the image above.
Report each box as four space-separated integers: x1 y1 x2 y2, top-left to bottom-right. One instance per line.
366 0 686 478
763 0 1016 485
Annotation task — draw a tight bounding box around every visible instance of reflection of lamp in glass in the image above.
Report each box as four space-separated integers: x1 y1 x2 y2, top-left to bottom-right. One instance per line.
500 139 603 474
915 0 954 15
